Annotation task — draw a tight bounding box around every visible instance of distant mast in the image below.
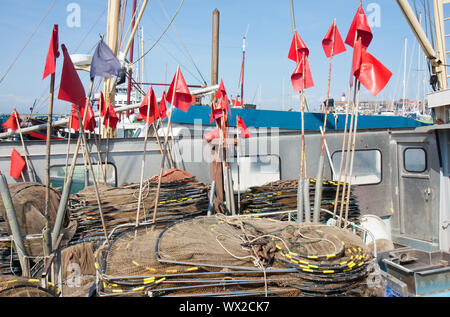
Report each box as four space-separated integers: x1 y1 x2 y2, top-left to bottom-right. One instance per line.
239 25 249 107
240 35 246 106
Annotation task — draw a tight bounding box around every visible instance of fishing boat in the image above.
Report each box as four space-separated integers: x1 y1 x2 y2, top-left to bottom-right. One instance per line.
0 0 448 299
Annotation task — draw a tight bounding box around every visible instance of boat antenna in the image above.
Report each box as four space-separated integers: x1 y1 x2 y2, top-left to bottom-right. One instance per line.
289 0 296 32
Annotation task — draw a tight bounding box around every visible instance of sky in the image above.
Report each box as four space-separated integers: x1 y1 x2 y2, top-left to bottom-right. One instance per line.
0 0 439 115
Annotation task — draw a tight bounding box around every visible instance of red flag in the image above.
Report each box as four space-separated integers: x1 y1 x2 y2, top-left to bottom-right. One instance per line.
291 55 314 91
357 51 392 96
232 99 242 107
58 44 86 107
42 24 60 80
138 86 158 125
98 91 107 117
166 68 194 112
210 79 231 123
158 91 168 121
236 116 251 138
216 79 229 110
288 30 309 62
204 127 220 142
345 4 373 50
350 38 363 86
322 21 346 58
2 109 20 131
69 103 96 132
104 104 120 129
10 148 26 179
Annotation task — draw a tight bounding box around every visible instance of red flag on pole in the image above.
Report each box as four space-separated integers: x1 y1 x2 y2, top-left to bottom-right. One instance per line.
98 91 107 117
236 116 251 138
2 108 20 131
166 68 194 112
288 30 309 62
357 50 392 96
58 44 86 107
69 103 96 132
345 4 373 50
322 20 346 58
42 24 60 80
10 148 26 179
204 127 220 142
350 38 363 86
210 79 231 123
104 104 120 129
291 55 314 91
158 91 168 121
138 85 159 125
232 99 242 107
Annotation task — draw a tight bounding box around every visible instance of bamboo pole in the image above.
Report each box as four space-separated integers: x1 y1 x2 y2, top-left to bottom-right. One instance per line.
42 71 56 256
313 19 336 223
332 86 351 219
64 115 73 185
74 91 109 244
152 66 180 223
52 81 110 246
338 79 358 228
135 92 152 226
344 81 361 227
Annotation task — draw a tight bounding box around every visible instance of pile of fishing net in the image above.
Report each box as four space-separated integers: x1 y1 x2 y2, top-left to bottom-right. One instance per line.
0 182 76 276
69 169 209 242
95 216 383 297
0 274 60 297
240 179 361 224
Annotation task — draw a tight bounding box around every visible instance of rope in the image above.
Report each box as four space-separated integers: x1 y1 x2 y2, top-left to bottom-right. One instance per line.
0 0 57 85
156 0 207 85
133 0 185 65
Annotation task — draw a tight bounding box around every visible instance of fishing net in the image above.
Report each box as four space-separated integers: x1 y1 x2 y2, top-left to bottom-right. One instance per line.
0 182 76 276
240 179 361 224
69 169 209 242
0 275 59 297
57 242 97 297
96 215 381 297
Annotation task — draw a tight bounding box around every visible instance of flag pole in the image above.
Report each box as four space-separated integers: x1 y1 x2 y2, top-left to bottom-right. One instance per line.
313 19 336 223
333 30 358 225
42 71 56 256
300 52 311 222
332 86 351 220
236 135 241 213
73 93 109 243
152 66 179 224
344 80 361 227
135 92 151 226
338 78 358 228
64 114 73 185
52 80 109 246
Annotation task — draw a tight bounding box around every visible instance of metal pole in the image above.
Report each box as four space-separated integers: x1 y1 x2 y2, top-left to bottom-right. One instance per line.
0 173 28 276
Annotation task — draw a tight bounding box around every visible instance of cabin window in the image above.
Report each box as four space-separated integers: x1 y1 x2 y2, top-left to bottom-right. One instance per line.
331 149 382 185
49 163 117 194
404 148 427 173
230 155 281 191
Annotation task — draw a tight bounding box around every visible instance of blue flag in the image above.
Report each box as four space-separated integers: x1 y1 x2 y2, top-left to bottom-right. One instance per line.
90 40 122 80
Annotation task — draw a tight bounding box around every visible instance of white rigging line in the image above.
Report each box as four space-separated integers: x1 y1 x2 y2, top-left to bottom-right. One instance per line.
0 0 57 85
132 0 185 66
156 0 207 85
33 8 107 114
